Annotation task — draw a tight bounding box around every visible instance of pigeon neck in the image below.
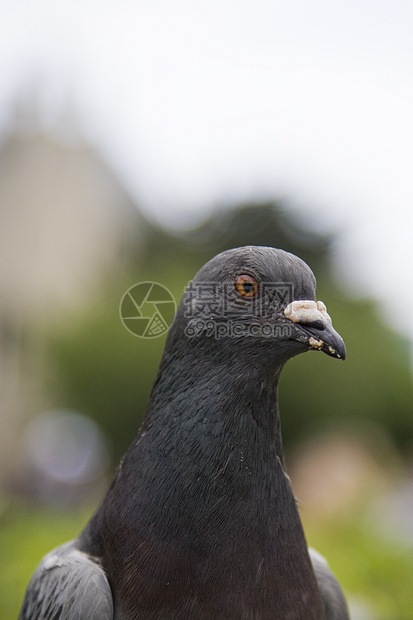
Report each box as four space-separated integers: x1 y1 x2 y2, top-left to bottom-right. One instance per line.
84 341 324 620
148 344 286 458
133 346 324 619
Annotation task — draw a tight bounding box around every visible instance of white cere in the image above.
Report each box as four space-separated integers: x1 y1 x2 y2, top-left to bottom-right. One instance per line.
284 300 332 325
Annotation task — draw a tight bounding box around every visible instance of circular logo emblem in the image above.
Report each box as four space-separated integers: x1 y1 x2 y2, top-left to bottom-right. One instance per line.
120 282 176 338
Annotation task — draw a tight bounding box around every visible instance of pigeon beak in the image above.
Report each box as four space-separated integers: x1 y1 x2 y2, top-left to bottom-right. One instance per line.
295 321 346 360
284 300 346 360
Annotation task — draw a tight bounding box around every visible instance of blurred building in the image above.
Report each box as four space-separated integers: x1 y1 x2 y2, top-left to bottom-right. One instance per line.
0 102 143 486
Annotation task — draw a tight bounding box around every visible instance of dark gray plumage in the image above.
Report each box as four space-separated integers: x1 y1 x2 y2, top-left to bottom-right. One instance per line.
20 246 349 619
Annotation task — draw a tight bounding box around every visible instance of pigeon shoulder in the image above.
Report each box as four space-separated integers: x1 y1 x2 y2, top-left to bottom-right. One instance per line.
19 540 113 620
309 547 350 620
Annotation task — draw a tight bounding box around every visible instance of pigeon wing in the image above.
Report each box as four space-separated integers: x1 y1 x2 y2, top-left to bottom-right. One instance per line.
309 547 349 620
19 540 113 620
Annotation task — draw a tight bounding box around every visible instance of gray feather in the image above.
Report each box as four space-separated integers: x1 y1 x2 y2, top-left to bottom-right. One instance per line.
19 541 113 620
309 547 349 620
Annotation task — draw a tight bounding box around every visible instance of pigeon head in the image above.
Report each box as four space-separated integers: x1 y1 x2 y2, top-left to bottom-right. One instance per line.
169 246 345 367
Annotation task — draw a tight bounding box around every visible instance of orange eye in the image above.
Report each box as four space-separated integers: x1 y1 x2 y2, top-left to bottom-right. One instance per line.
235 274 258 297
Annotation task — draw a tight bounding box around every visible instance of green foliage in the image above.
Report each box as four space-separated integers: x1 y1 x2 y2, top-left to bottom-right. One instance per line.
0 500 91 620
304 515 413 620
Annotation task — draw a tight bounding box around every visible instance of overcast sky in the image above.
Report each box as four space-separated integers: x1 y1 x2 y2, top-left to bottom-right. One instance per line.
1 0 412 338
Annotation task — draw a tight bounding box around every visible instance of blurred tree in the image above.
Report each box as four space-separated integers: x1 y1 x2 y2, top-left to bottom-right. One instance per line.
184 202 330 273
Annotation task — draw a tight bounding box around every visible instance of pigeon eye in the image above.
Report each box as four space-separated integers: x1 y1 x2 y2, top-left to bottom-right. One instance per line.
235 274 258 297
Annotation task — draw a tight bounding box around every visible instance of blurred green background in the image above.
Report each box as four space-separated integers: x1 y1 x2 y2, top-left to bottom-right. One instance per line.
1 154 413 618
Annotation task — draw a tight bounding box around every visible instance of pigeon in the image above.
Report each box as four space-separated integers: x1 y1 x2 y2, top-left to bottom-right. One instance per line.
20 246 349 620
